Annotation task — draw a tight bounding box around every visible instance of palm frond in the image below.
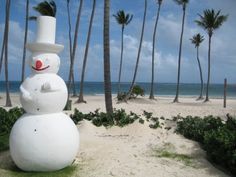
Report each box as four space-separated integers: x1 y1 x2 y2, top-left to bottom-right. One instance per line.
113 10 133 27
195 9 228 35
33 0 57 17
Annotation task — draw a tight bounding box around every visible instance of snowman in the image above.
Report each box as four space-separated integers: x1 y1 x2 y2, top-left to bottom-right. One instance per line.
9 16 79 172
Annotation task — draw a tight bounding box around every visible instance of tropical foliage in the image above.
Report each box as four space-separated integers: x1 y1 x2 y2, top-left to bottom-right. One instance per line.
113 10 133 95
190 33 204 100
176 114 236 175
195 9 228 102
173 0 189 103
29 0 57 20
149 0 163 99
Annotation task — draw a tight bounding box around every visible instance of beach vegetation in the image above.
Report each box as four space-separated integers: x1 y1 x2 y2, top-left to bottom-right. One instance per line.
172 0 189 103
0 107 24 152
70 108 140 127
149 0 163 100
125 0 147 101
117 85 145 101
65 0 76 97
67 0 83 98
21 0 29 83
1 165 77 177
1 0 12 107
77 0 96 104
113 10 133 96
103 0 113 114
176 114 236 175
195 9 228 102
190 33 204 100
29 0 57 20
153 142 194 167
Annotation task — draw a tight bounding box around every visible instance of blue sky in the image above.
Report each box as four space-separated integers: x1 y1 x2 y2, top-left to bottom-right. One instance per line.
0 0 235 84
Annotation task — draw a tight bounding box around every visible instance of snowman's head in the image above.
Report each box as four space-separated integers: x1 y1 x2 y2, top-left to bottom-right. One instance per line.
30 53 60 74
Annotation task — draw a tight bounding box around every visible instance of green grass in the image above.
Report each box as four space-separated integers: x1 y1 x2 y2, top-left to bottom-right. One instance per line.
153 148 194 167
0 134 10 152
1 165 77 177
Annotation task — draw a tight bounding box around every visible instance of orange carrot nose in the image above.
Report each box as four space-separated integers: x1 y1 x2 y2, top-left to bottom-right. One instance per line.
35 60 43 69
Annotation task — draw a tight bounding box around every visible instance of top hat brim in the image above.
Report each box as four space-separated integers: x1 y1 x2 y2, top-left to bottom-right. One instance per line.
26 43 64 54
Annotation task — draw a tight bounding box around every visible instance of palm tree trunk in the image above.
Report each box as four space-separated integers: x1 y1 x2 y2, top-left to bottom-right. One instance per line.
66 0 77 97
196 46 204 100
67 0 83 99
5 0 12 107
77 0 96 103
173 5 186 103
103 0 113 114
0 28 6 75
205 34 211 102
21 0 29 83
149 2 161 100
125 0 147 101
117 26 124 95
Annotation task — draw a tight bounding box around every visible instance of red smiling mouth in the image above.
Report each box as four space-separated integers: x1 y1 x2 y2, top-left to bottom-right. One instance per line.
32 65 50 71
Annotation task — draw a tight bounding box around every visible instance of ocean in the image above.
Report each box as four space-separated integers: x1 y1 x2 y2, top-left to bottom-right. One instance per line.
0 81 236 98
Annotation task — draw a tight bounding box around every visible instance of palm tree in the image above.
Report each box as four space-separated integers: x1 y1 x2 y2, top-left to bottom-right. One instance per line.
0 24 6 75
173 0 189 103
66 0 77 97
4 0 12 107
77 0 96 103
29 0 57 19
67 0 83 98
149 0 163 99
125 0 147 101
104 0 113 114
113 10 133 96
21 0 29 83
190 33 204 100
195 9 228 102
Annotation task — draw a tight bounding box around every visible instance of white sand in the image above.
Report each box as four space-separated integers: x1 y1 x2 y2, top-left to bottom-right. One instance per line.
1 94 236 177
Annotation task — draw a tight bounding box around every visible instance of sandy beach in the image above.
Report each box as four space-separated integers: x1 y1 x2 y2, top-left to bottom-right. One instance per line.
0 94 236 177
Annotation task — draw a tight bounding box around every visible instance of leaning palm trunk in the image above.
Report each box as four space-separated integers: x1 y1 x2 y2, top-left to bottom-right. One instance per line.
196 47 204 100
173 5 186 103
77 0 96 103
117 26 124 95
103 0 113 114
21 0 29 83
205 34 212 102
4 0 12 107
125 0 147 101
66 0 77 97
149 2 161 99
67 0 83 98
0 29 6 75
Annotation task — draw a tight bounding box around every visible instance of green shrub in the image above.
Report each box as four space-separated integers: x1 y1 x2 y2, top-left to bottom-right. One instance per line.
176 115 223 143
176 115 236 175
131 85 144 98
0 107 24 135
71 108 140 127
116 85 145 101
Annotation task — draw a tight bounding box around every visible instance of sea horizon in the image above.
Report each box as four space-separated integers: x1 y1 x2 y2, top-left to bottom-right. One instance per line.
1 81 235 99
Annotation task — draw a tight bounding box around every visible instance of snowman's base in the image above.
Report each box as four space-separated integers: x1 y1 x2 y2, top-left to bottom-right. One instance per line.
9 112 79 172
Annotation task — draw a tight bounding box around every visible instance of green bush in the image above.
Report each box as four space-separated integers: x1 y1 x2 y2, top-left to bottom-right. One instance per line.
176 115 236 175
117 85 145 101
176 115 223 143
131 85 144 98
70 108 140 127
0 107 24 135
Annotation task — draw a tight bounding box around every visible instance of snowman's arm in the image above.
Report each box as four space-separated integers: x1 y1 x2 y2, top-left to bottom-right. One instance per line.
41 82 60 92
20 85 32 100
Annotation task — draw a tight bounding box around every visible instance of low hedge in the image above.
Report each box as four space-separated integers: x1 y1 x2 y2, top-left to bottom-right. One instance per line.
176 114 236 175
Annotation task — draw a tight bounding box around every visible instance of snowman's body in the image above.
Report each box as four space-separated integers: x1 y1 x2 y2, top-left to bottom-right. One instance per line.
20 73 67 114
9 16 79 172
